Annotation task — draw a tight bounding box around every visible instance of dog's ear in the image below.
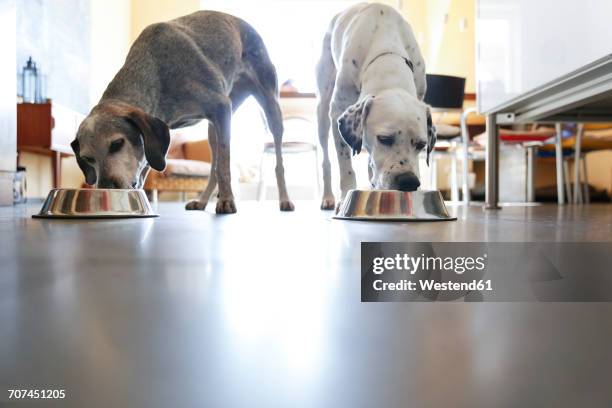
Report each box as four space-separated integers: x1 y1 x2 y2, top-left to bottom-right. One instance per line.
99 101 170 171
125 109 171 172
338 95 374 155
426 106 437 166
71 139 97 185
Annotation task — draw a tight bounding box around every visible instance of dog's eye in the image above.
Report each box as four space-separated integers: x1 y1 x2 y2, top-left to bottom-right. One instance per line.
109 139 125 154
414 141 427 151
377 135 395 146
82 156 96 165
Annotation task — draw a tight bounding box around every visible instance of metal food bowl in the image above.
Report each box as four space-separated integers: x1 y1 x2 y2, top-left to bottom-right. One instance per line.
33 189 158 219
334 189 456 221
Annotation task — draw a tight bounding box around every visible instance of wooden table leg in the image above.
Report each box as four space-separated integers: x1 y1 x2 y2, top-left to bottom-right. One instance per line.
52 151 61 188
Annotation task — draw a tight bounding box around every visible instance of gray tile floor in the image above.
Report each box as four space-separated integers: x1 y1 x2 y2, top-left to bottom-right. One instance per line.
1 201 612 407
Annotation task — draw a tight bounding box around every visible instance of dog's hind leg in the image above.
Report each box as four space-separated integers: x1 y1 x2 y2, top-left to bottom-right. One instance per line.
211 99 237 214
242 29 293 211
316 31 337 210
253 88 294 211
247 69 294 211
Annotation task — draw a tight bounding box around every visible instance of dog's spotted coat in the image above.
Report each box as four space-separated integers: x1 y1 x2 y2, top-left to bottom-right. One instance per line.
315 3 436 210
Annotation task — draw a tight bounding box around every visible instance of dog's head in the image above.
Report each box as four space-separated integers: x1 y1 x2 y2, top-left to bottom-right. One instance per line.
338 90 436 191
71 101 170 189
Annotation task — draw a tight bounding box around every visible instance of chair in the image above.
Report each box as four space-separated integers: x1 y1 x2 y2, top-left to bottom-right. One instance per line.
424 74 468 202
257 116 320 200
144 136 212 202
474 125 560 203
539 123 612 204
474 122 612 204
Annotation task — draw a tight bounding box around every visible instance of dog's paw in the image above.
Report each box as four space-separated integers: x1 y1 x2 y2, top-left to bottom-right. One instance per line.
185 200 207 211
279 200 295 211
320 197 335 210
216 198 237 214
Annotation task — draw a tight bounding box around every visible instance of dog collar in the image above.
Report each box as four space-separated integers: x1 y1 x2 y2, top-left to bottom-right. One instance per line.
363 51 414 73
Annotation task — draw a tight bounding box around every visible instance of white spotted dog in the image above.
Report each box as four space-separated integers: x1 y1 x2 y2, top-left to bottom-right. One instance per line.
315 2 436 210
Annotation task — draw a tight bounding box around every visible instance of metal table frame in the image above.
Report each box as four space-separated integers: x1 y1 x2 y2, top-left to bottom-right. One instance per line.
482 54 612 209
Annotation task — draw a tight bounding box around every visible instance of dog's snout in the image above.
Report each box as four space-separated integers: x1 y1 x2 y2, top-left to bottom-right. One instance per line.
97 178 121 189
394 172 420 192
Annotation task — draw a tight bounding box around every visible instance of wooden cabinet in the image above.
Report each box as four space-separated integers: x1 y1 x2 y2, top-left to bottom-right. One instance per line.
17 102 84 188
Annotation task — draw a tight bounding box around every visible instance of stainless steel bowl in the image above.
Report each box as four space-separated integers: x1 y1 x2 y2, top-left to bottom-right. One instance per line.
33 189 158 219
334 189 456 221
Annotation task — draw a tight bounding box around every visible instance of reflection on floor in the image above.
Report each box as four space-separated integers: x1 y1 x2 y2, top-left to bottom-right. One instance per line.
1 201 611 407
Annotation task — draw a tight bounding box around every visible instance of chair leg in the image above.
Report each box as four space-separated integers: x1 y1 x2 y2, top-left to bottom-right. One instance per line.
460 107 476 204
582 153 590 204
563 159 572 204
573 124 584 204
526 145 536 202
450 148 459 202
430 152 437 190
460 143 470 204
152 189 158 204
554 123 564 205
180 191 186 202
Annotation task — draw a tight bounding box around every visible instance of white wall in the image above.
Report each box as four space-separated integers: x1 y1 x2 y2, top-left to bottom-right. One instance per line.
23 0 131 198
90 0 131 106
477 0 612 112
0 0 17 205
131 0 199 42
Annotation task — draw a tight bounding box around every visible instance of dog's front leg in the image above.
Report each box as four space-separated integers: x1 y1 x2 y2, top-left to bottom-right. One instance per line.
330 109 357 200
212 102 236 214
186 122 218 211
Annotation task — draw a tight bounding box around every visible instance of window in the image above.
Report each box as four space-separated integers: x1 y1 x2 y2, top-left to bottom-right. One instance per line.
204 0 357 93
189 1 401 195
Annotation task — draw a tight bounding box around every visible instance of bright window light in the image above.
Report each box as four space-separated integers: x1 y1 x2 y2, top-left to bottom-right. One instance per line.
203 0 358 92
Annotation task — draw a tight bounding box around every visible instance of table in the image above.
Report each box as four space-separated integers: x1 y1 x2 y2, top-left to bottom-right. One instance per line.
482 55 612 209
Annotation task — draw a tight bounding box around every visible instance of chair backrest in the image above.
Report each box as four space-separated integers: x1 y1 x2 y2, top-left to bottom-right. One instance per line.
424 74 466 109
282 116 316 144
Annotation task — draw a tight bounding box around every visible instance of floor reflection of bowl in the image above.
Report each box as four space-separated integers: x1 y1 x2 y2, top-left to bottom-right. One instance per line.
33 189 158 219
334 189 456 221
